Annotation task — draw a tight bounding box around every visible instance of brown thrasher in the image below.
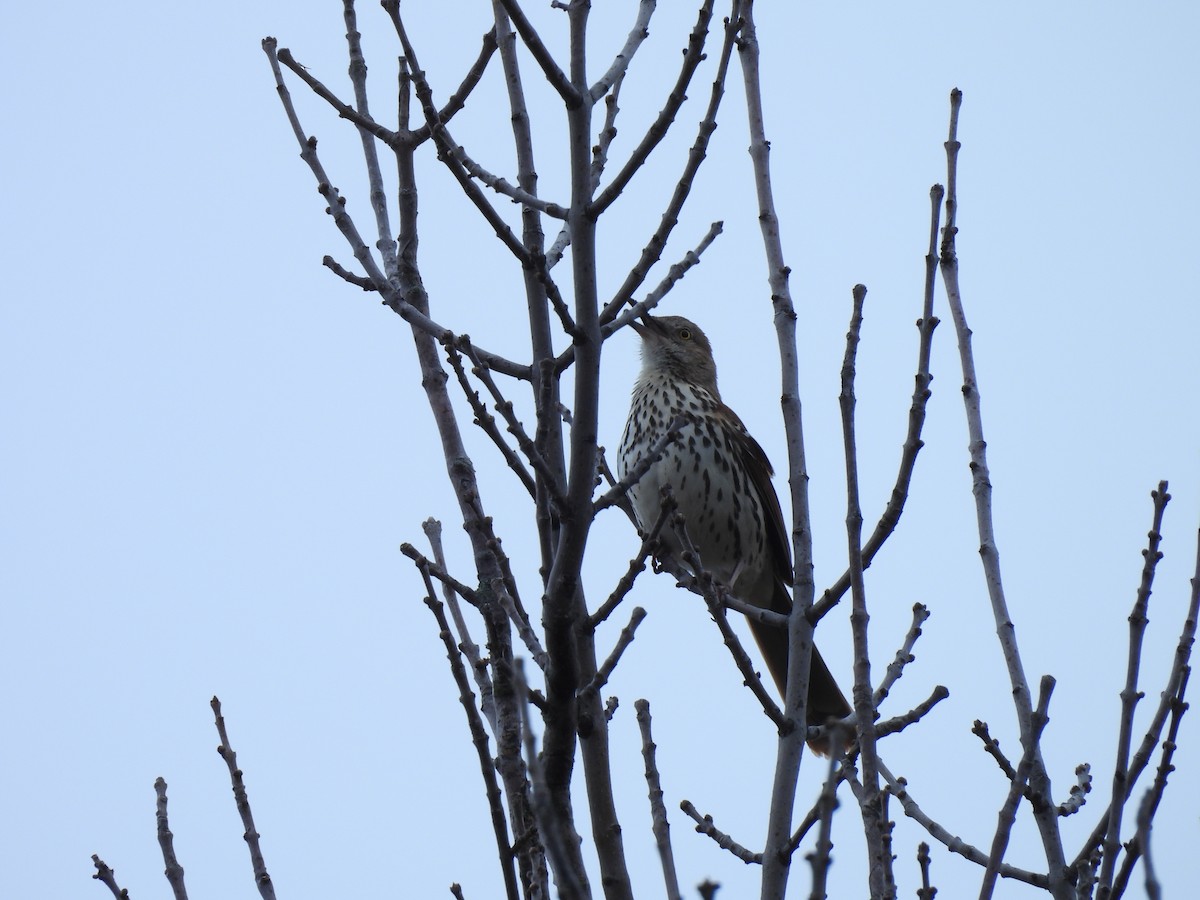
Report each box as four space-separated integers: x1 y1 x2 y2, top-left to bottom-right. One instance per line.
617 314 851 752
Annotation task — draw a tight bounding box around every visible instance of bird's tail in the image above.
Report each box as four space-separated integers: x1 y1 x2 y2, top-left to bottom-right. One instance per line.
746 581 853 756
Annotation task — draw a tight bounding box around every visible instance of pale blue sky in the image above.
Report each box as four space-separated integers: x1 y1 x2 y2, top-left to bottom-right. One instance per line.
3 2 1198 898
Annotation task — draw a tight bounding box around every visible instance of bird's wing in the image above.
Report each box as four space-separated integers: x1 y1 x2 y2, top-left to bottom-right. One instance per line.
723 409 795 591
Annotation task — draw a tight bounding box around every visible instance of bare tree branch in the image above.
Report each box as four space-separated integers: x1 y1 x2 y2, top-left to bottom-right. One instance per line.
980 676 1056 900
1059 764 1092 818
513 661 589 899
916 842 937 900
581 607 647 698
879 761 1049 890
732 4 830 895
874 602 930 707
806 731 847 899
154 778 188 900
599 1 738 324
211 697 276 900
937 88 1069 897
410 27 501 143
261 38 529 379
1097 481 1170 896
635 700 684 900
422 588 522 900
422 519 496 717
813 184 943 622
592 0 716 217
1110 668 1190 899
588 0 656 102
679 800 761 864
1072 522 1200 872
494 0 580 105
589 500 674 629
838 282 892 896
91 856 130 899
444 339 539 499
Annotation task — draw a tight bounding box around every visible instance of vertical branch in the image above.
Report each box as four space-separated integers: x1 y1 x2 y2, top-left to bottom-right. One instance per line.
806 734 846 900
813 182 944 621
342 0 399 280
937 88 1069 899
530 5 635 899
211 698 277 900
1111 669 1190 899
839 284 892 897
154 778 189 900
490 1 565 586
1072 522 1200 874
392 46 549 898
635 700 683 900
733 4 819 897
423 590 522 900
979 676 1055 900
1097 483 1170 897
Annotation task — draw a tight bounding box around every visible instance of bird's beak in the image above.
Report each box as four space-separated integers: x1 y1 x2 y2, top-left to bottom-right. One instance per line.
629 312 660 340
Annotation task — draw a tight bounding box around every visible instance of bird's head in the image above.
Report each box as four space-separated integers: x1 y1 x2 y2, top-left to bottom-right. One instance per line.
630 314 719 395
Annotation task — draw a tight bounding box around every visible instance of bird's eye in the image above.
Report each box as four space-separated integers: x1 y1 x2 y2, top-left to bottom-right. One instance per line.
679 328 692 341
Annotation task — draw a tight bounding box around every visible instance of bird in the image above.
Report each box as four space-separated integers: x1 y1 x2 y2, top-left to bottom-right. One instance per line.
617 313 851 752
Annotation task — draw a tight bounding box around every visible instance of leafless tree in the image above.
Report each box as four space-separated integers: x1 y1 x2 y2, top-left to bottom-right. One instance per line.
92 3 1196 899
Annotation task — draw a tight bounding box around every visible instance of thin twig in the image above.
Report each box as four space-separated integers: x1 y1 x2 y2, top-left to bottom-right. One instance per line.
917 842 938 900
422 590 522 900
410 28 501 144
592 416 685 514
590 498 674 628
980 676 1056 900
91 856 130 899
491 576 550 671
1133 790 1161 900
874 602 930 707
879 762 1048 889
275 46 401 147
422 519 495 723
806 728 847 899
582 607 647 697
938 87 1068 891
872 685 950 740
671 509 789 732
211 697 277 900
1059 764 1092 818
401 544 483 609
679 800 761 864
322 255 376 290
513 660 589 897
494 0 580 104
602 221 725 338
383 10 541 265
261 38 528 380
592 0 716 217
1097 482 1170 897
1110 668 1190 898
838 283 891 896
598 0 736 325
154 778 188 900
588 0 656 102
342 0 399 281
460 337 566 501
444 338 539 499
813 184 943 621
1071 517 1200 873
635 700 684 900
586 71 623 200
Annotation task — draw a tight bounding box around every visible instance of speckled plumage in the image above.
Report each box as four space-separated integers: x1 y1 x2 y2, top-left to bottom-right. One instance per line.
618 315 850 749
